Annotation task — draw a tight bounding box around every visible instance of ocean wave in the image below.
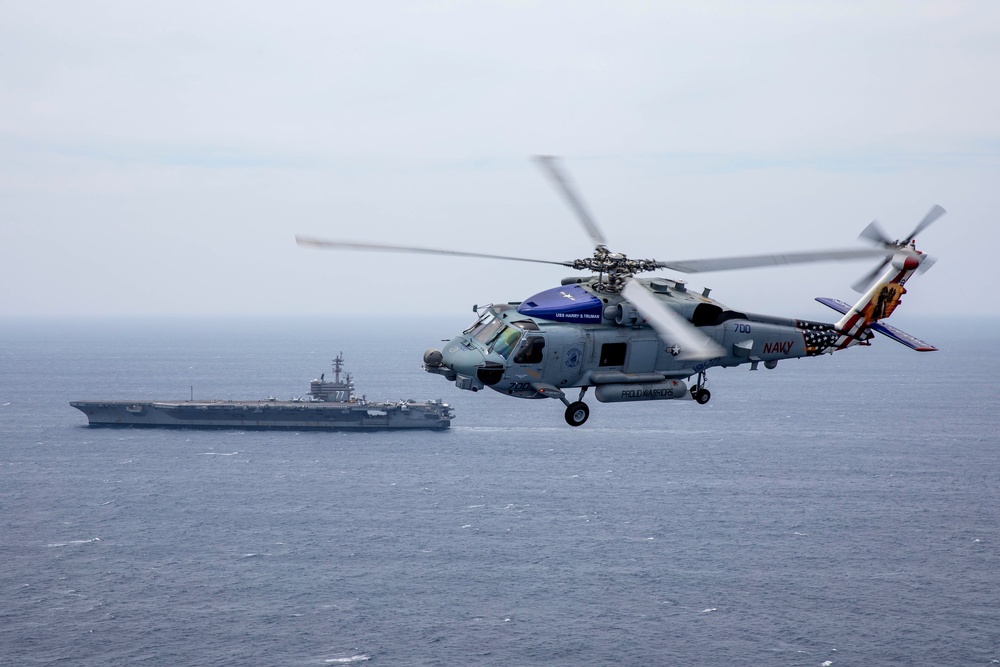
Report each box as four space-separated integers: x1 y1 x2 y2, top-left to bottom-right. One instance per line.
323 655 370 664
47 537 101 547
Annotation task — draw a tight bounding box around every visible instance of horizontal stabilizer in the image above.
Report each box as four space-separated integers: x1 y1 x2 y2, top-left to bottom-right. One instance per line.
815 297 936 351
814 296 851 315
869 322 937 351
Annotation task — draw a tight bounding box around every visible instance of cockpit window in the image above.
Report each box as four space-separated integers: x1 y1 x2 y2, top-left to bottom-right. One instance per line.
490 325 522 359
465 312 494 337
472 317 505 344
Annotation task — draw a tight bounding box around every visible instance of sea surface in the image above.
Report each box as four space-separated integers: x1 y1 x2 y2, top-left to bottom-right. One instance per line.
1 315 998 666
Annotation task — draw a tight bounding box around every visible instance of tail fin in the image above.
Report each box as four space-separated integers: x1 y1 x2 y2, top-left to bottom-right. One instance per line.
815 260 937 352
835 279 906 344
816 207 943 352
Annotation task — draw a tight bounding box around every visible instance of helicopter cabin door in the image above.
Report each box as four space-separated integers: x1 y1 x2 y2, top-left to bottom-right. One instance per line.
547 329 586 388
624 339 659 374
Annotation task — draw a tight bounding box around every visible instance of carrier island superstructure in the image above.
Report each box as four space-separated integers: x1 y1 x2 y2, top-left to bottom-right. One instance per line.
71 353 454 430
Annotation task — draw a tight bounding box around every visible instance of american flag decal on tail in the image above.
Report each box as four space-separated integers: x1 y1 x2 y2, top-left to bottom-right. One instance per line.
816 286 937 352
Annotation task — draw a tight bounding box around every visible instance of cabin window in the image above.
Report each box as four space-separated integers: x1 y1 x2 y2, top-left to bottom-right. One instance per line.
513 336 545 364
599 342 627 367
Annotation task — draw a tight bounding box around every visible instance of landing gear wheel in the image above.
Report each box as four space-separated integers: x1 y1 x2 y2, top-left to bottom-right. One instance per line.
691 371 711 405
564 401 590 427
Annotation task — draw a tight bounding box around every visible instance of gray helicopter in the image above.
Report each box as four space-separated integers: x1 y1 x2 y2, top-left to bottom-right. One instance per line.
298 157 942 426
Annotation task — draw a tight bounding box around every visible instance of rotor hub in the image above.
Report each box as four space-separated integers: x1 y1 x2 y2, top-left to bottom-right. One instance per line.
572 247 661 292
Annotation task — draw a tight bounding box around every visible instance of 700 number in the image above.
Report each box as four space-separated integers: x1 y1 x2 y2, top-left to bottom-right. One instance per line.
733 323 752 334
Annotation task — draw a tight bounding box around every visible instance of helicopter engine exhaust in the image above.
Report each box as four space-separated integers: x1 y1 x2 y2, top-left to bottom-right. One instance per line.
612 303 642 327
594 380 689 403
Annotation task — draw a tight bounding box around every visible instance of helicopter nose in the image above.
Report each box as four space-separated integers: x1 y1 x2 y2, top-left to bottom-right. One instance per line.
440 340 490 392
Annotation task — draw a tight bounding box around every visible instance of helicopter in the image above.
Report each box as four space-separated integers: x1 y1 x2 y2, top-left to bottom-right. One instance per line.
297 156 943 426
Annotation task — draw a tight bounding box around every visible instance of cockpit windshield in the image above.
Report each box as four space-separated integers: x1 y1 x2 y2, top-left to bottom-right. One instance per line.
490 325 522 359
472 317 505 345
464 312 525 359
464 312 493 337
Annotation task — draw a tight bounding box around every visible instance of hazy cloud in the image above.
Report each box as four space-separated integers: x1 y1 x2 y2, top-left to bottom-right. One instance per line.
1 1 997 319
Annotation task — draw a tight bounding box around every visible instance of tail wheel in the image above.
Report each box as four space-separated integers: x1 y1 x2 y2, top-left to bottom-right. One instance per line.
564 401 590 427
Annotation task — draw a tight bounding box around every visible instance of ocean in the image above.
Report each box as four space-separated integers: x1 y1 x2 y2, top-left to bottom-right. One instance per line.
1 315 997 666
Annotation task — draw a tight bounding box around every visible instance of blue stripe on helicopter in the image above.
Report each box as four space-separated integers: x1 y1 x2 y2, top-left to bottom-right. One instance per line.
517 284 604 323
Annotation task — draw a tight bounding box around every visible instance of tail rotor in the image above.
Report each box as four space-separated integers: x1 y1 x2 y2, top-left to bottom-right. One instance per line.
851 205 945 292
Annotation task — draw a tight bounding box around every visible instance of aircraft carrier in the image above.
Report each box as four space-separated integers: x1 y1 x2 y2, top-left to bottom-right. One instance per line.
70 353 454 430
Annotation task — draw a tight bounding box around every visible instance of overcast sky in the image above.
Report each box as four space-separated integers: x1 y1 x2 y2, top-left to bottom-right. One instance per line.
2 1 998 323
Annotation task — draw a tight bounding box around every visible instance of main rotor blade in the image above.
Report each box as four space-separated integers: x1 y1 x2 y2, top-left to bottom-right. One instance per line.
850 258 890 293
656 248 884 274
534 155 608 248
858 219 893 247
295 236 575 268
904 204 946 244
621 280 725 361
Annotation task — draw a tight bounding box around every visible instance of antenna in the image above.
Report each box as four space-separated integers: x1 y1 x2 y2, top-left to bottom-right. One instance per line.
332 352 344 384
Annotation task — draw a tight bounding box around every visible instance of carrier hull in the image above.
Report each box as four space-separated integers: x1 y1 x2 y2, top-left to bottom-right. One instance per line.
70 352 454 431
70 399 452 430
